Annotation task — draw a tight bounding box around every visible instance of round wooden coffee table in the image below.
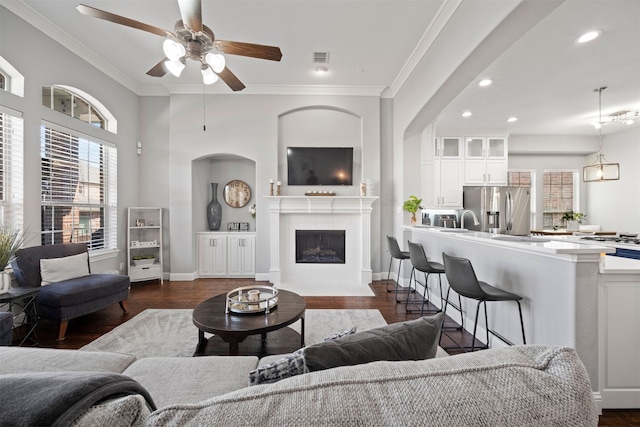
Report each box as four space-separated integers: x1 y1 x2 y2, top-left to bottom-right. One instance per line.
192 289 305 356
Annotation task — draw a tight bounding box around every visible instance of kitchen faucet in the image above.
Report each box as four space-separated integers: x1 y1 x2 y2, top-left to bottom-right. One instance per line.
460 210 480 229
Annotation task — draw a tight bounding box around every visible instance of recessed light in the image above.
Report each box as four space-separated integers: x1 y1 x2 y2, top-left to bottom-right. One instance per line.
462 111 472 118
577 30 601 43
478 79 492 87
507 117 518 122
315 66 328 75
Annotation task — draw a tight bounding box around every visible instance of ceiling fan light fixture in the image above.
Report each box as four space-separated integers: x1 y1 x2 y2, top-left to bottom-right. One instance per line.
163 39 186 61
165 58 186 77
205 52 226 74
201 65 219 85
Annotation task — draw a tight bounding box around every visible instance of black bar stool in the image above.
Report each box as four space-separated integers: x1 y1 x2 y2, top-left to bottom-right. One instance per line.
442 252 526 352
405 241 447 316
385 236 412 302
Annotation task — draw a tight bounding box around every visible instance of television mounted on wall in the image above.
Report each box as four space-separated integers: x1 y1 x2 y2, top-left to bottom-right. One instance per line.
287 147 353 186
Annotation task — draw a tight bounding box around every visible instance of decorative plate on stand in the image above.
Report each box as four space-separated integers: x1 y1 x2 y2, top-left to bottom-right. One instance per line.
225 285 278 314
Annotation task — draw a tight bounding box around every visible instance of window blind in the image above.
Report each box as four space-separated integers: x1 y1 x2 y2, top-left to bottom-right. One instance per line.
0 106 24 227
40 123 117 251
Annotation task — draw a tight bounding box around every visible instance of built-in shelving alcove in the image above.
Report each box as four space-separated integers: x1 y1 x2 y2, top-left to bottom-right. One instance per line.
192 154 257 233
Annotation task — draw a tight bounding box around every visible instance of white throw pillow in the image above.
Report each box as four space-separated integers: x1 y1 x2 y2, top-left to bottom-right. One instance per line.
40 252 90 285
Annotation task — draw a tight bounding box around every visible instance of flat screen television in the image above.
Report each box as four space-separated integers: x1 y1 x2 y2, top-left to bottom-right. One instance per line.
287 147 353 186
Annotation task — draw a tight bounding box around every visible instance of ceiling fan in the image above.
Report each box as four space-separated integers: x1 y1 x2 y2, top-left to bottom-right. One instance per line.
76 0 282 91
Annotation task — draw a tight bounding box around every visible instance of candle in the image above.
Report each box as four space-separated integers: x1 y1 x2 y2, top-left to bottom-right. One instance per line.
276 181 281 186
269 179 273 183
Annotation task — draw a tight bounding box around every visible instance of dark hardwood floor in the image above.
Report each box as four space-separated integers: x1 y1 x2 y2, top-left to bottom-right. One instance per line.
23 278 640 425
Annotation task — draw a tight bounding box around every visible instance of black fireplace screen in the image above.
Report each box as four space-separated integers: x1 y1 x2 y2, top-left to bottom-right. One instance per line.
295 230 346 264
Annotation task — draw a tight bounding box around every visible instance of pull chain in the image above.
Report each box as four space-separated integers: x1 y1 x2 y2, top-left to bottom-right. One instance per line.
203 84 206 131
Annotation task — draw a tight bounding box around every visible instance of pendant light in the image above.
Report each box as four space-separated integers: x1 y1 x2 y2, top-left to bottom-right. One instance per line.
583 87 620 182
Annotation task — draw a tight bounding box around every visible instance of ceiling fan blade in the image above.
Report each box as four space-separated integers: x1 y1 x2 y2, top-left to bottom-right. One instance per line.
177 0 203 32
77 4 173 38
146 60 168 77
216 41 283 62
218 67 246 92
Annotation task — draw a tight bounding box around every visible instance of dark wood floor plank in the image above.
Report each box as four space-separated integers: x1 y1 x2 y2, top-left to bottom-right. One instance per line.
20 278 640 425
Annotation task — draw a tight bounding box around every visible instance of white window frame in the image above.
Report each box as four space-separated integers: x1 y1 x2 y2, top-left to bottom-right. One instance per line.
40 122 117 252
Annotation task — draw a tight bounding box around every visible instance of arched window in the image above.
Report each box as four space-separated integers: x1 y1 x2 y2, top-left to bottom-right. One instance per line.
42 86 109 130
39 86 118 252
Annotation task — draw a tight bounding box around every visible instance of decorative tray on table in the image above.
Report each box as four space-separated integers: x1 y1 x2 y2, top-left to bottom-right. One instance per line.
225 285 279 314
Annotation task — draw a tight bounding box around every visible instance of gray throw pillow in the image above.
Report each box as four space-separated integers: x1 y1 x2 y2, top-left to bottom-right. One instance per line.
248 349 306 386
303 312 444 372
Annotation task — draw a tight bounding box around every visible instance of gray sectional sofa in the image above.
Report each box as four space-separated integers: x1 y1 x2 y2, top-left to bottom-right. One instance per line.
0 344 598 426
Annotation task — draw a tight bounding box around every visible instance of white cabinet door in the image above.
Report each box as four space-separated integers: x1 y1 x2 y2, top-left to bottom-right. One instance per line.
439 159 463 207
240 235 256 275
227 234 256 276
463 159 487 185
485 159 508 185
198 234 227 277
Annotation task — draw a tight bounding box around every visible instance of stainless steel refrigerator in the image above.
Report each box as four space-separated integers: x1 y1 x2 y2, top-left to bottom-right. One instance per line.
461 186 531 235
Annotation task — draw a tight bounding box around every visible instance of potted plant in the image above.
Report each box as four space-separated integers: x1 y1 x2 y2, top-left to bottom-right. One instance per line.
562 211 586 230
0 222 25 294
132 254 156 267
403 195 424 226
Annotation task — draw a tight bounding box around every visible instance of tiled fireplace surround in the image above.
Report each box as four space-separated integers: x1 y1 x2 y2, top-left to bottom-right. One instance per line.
266 196 378 292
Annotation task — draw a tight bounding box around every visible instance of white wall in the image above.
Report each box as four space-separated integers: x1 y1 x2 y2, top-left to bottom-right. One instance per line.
586 126 640 232
0 7 140 273
166 94 380 279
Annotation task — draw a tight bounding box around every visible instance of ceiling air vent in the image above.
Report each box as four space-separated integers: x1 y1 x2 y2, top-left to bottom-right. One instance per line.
313 51 330 63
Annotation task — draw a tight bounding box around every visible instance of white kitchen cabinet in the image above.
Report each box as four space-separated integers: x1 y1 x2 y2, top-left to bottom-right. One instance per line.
227 234 256 276
128 207 163 283
422 134 463 209
464 137 508 185
197 232 255 277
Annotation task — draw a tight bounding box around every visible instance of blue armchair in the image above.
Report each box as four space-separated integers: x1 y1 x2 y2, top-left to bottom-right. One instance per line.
11 243 130 341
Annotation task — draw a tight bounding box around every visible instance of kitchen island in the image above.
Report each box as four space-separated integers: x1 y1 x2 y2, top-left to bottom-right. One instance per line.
403 225 614 408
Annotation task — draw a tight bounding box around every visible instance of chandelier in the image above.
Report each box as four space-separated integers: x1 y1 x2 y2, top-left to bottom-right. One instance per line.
583 87 620 182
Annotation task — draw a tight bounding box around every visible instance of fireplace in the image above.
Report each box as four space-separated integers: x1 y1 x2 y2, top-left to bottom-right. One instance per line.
296 230 346 264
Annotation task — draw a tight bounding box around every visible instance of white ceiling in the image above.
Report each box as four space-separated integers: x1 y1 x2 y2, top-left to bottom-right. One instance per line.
4 0 640 137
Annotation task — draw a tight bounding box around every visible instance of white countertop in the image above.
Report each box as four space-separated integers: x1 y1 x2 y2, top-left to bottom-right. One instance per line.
404 225 615 255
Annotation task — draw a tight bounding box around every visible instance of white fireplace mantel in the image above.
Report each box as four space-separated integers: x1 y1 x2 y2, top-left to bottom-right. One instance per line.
266 196 378 294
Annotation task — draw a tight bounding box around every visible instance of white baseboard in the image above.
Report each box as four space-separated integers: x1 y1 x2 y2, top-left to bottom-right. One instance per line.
169 272 197 281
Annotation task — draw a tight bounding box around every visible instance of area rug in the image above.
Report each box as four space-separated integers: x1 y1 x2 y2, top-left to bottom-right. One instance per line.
80 308 387 359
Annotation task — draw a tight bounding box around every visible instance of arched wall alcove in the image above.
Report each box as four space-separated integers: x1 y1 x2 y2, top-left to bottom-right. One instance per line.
278 106 362 196
192 154 257 233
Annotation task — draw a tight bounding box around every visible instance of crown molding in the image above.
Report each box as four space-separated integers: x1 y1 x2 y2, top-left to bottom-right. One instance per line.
156 84 387 97
383 0 463 99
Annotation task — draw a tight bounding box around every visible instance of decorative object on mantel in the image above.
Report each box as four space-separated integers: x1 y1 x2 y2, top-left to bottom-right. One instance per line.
583 87 620 182
0 222 24 294
360 181 366 196
207 182 222 230
403 195 424 226
365 178 374 196
276 181 282 196
225 285 279 314
248 204 256 218
269 179 274 196
305 191 336 196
